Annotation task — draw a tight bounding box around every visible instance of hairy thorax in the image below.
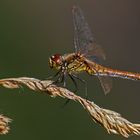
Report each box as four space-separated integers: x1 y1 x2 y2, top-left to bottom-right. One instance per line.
63 53 100 75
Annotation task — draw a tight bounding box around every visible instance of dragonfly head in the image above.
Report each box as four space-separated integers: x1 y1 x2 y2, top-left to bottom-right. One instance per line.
49 54 63 70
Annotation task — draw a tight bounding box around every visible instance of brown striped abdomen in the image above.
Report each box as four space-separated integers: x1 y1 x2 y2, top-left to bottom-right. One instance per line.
101 67 140 80
84 58 140 80
89 64 140 80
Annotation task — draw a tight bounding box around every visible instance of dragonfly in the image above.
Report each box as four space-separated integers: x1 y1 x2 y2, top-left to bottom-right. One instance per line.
49 5 140 94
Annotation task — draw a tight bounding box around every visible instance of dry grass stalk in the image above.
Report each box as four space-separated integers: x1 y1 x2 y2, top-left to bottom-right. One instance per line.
0 77 139 137
0 115 11 134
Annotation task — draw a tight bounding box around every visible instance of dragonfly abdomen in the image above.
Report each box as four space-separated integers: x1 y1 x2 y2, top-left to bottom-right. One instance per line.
100 67 140 81
84 58 140 81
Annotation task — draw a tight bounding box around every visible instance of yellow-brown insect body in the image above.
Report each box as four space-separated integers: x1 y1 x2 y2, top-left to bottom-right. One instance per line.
63 53 88 74
49 53 140 81
63 53 103 75
49 53 88 73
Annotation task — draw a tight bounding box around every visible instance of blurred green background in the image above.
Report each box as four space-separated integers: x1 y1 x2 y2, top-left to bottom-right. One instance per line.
0 0 140 140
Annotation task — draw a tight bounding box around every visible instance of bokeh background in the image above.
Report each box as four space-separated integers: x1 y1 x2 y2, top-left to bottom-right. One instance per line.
1 0 140 140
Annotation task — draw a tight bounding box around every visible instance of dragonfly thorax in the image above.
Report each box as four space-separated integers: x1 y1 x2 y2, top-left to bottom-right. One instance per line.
49 54 63 70
49 53 87 74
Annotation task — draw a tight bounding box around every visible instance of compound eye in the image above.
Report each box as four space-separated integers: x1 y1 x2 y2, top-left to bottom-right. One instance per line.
51 54 62 65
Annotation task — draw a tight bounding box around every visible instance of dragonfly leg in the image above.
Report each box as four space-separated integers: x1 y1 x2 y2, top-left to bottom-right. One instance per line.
62 71 67 87
70 74 88 98
46 70 65 88
61 72 73 107
54 72 65 84
46 69 62 80
18 84 25 94
46 69 71 107
61 98 71 108
68 74 78 93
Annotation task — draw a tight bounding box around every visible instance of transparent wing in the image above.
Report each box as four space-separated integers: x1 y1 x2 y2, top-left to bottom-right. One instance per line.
72 6 105 61
72 6 112 94
98 77 112 94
